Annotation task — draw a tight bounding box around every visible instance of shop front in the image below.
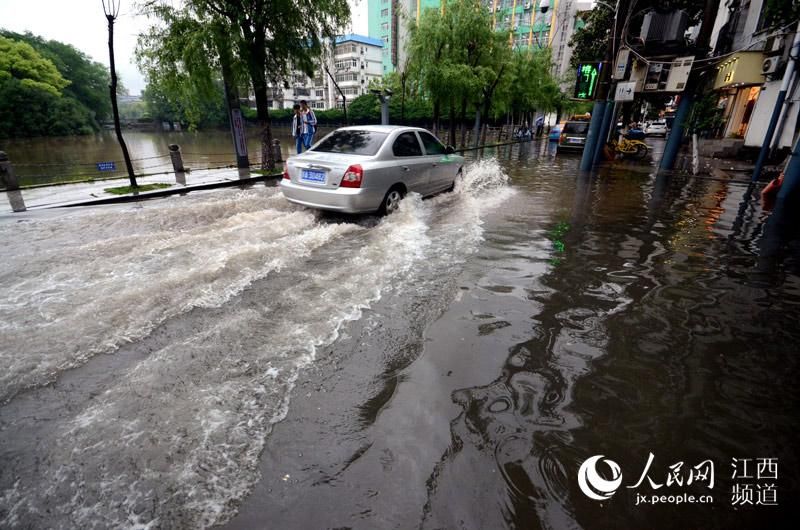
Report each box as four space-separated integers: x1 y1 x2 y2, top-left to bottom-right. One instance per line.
712 52 766 139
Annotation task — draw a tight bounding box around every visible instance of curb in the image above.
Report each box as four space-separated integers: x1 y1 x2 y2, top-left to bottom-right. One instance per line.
57 173 283 208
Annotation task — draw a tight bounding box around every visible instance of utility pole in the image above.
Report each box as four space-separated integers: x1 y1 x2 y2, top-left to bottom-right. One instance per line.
751 23 800 181
658 0 718 172
103 0 136 188
580 0 627 172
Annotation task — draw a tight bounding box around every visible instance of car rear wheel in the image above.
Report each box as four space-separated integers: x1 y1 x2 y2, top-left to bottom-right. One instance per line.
378 185 405 215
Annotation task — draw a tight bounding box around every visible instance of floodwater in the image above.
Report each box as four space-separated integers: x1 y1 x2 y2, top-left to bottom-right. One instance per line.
1 127 310 186
1 140 798 529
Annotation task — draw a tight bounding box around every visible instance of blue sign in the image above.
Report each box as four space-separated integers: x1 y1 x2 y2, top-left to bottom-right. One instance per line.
96 161 116 171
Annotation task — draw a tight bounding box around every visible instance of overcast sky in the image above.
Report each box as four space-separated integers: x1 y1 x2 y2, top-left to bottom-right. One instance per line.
0 0 369 95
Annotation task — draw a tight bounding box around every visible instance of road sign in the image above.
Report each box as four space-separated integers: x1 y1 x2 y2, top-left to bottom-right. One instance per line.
614 81 637 102
230 108 248 158
96 161 116 171
574 63 602 100
613 49 630 80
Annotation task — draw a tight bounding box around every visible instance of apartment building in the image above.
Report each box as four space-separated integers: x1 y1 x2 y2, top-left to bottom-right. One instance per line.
329 34 385 108
367 0 589 81
250 34 383 111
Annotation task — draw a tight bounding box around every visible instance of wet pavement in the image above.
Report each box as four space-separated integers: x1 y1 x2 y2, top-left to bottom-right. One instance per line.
1 139 798 529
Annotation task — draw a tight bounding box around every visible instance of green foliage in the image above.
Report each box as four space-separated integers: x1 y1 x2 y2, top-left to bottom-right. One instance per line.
408 0 503 112
347 94 381 122
688 92 724 134
0 35 69 96
104 183 172 195
0 34 102 138
137 5 232 129
496 48 563 116
2 30 112 121
0 77 97 138
118 100 149 121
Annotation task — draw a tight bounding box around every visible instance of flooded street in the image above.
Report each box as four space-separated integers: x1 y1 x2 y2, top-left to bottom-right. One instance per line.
1 142 798 529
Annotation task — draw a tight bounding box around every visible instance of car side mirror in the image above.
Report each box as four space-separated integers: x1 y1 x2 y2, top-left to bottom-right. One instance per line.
445 145 455 155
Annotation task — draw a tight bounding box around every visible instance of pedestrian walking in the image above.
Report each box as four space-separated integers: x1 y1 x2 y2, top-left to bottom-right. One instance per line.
535 115 545 137
301 100 317 150
291 104 305 154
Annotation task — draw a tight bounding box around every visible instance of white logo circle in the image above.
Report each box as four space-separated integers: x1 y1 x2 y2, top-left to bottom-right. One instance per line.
578 455 622 500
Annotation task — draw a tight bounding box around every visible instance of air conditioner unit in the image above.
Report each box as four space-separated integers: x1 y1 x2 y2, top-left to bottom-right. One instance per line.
762 56 782 75
764 34 785 55
524 2 531 8
640 10 689 44
513 25 518 31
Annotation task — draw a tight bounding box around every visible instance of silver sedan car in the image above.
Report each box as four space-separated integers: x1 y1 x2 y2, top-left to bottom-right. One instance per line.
280 125 464 214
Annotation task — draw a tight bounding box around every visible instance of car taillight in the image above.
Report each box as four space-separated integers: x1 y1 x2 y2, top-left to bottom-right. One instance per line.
283 162 289 179
341 164 363 188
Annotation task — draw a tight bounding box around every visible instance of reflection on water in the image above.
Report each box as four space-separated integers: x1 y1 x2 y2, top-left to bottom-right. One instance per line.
422 145 799 529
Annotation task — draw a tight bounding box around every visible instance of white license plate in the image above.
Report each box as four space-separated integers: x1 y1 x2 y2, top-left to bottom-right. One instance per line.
568 138 583 144
301 169 326 183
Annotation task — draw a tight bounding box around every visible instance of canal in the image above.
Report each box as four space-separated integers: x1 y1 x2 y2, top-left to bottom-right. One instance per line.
0 142 796 529
1 128 308 186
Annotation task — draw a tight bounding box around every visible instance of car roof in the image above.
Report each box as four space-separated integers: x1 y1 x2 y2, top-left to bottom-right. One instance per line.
334 125 428 133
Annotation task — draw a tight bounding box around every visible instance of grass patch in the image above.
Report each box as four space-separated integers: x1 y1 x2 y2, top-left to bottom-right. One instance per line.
251 169 282 177
104 183 173 195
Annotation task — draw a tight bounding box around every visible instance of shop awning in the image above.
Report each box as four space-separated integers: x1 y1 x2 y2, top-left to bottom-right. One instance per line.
713 52 766 90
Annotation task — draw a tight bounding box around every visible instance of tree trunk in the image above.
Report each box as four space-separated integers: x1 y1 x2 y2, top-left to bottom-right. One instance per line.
106 15 136 188
459 97 468 147
213 24 248 170
252 77 274 171
472 107 482 149
448 97 456 146
433 98 441 137
400 72 407 124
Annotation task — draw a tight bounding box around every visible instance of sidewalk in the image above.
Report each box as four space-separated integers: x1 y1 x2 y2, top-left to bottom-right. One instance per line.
1 166 281 213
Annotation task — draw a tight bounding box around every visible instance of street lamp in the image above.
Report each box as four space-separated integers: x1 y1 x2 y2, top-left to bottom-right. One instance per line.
371 88 392 125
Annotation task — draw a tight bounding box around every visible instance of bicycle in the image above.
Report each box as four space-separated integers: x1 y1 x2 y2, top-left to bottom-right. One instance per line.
608 137 649 159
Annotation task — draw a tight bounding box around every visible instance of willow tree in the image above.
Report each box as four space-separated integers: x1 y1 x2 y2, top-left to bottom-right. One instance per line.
407 0 511 145
198 0 349 169
140 0 349 170
137 4 236 130
496 48 561 129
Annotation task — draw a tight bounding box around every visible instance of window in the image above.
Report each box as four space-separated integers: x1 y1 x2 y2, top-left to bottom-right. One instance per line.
418 131 446 155
315 90 324 97
312 130 388 155
563 122 590 134
381 8 388 17
381 22 389 31
392 132 423 157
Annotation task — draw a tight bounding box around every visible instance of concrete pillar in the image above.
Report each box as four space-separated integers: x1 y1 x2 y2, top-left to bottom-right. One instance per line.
168 144 186 185
0 151 26 212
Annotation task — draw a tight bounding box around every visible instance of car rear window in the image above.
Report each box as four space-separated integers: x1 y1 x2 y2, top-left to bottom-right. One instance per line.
311 130 388 155
563 122 589 134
